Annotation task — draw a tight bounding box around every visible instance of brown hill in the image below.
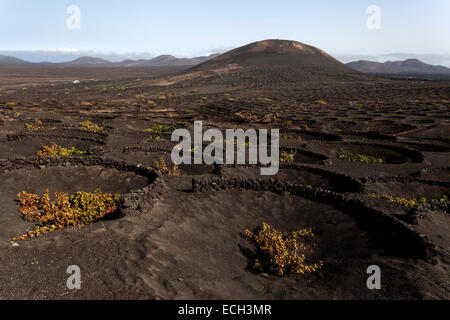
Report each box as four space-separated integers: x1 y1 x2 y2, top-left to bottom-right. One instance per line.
188 39 369 85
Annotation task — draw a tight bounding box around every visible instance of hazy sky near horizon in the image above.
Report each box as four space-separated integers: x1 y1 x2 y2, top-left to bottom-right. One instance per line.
0 0 449 57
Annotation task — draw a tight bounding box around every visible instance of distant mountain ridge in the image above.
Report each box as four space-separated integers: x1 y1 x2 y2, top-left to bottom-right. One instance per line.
0 53 219 67
69 56 112 65
2 48 449 76
0 55 31 66
118 54 220 67
346 59 450 75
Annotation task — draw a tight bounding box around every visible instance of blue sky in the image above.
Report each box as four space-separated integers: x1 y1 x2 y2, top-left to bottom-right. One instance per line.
0 0 449 58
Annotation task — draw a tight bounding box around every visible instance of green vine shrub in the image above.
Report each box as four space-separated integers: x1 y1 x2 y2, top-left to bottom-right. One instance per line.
10 189 121 241
36 142 86 157
245 222 323 276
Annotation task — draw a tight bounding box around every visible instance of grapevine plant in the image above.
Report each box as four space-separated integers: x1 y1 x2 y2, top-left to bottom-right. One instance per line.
79 120 104 133
337 152 384 164
245 222 323 276
280 150 297 163
36 142 86 157
154 157 181 175
144 124 176 133
25 119 55 131
369 193 449 208
10 189 121 241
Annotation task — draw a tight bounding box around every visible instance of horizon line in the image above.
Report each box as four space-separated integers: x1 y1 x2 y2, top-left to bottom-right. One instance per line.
1 49 450 68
